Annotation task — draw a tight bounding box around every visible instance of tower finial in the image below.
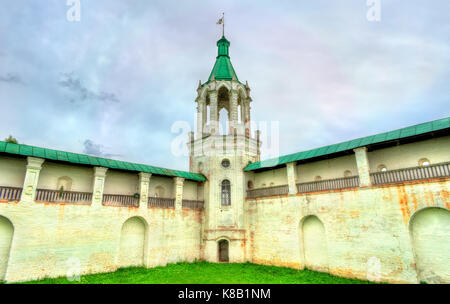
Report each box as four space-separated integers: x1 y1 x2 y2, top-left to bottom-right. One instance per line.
216 13 225 37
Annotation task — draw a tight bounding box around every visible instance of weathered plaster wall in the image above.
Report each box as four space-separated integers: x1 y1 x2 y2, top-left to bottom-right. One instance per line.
368 137 450 171
0 200 203 283
38 161 93 192
296 154 358 182
149 176 175 198
245 178 450 284
251 167 287 187
183 180 199 200
0 157 26 188
103 170 139 195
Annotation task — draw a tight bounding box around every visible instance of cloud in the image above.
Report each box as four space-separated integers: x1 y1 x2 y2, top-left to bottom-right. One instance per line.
59 72 120 104
0 73 25 85
82 139 122 158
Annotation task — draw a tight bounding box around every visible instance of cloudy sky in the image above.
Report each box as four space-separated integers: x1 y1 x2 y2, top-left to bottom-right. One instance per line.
0 0 449 171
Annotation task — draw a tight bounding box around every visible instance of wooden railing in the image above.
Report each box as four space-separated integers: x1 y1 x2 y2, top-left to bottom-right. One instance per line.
246 184 289 198
148 197 175 209
0 186 22 201
35 189 92 204
371 162 450 185
297 176 360 193
182 199 204 210
102 194 139 207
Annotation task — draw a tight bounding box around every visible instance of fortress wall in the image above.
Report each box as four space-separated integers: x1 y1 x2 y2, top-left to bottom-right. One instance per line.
0 156 26 188
368 137 450 171
38 161 93 192
245 178 450 284
296 154 358 182
0 201 203 282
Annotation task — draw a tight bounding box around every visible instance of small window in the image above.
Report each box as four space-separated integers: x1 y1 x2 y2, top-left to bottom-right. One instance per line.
344 170 352 177
198 162 204 172
270 182 275 187
377 165 387 172
155 186 165 198
57 176 72 192
247 181 254 190
221 180 231 206
419 158 430 167
261 183 266 187
314 176 322 182
221 159 230 168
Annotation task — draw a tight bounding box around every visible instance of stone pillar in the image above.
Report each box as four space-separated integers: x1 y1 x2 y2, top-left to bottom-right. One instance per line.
138 172 151 209
354 147 372 187
209 91 218 135
173 177 185 210
286 162 298 195
92 167 108 207
20 157 45 203
245 101 251 137
230 90 238 133
196 99 205 139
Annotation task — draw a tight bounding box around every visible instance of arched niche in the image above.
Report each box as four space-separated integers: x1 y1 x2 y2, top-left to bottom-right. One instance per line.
0 215 14 281
410 207 450 283
300 215 329 272
118 217 147 268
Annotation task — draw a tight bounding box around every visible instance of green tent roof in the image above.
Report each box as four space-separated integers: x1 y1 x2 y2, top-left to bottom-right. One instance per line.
245 116 450 172
0 141 206 182
205 36 239 83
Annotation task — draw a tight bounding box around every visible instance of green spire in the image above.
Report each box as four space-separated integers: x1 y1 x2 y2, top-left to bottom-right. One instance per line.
206 35 239 83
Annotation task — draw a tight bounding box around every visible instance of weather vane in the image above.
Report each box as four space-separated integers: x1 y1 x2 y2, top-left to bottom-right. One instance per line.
216 12 225 36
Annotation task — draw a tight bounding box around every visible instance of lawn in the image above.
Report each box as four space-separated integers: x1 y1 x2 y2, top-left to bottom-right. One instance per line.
20 262 378 284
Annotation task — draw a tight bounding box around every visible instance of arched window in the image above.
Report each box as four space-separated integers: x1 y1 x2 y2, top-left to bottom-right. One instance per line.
314 176 322 182
247 181 254 190
221 180 231 206
57 176 72 192
419 158 430 167
155 186 165 198
377 164 387 172
343 170 352 177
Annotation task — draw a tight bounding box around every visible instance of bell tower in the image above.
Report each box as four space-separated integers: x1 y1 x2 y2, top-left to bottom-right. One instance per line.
188 34 261 263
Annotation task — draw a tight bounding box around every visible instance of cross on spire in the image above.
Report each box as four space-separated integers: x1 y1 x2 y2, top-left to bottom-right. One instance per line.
216 13 225 37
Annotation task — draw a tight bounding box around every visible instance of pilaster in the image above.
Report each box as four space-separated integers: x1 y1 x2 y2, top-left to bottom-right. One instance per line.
286 162 298 195
92 167 108 207
354 147 372 187
20 157 45 204
138 172 151 210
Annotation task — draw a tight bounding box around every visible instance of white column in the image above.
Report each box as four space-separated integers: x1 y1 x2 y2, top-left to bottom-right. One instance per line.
173 177 185 210
286 162 298 195
20 157 45 203
92 167 108 207
354 147 372 187
196 99 205 139
209 91 218 135
138 172 151 209
230 90 238 133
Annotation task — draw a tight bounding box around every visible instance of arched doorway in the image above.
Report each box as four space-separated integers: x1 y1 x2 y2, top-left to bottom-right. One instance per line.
218 239 229 262
410 207 450 283
301 215 328 272
118 217 147 268
0 215 14 281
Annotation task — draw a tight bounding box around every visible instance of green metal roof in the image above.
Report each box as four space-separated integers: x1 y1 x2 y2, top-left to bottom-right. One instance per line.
0 141 206 182
245 116 450 172
206 36 239 83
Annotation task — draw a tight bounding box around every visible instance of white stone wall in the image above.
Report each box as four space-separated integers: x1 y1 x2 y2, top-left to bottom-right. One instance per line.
0 157 26 188
296 154 358 182
245 179 450 284
103 170 139 195
0 200 203 283
368 136 450 171
37 161 93 192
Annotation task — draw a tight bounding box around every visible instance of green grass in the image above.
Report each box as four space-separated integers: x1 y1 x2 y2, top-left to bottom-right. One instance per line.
19 262 379 284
